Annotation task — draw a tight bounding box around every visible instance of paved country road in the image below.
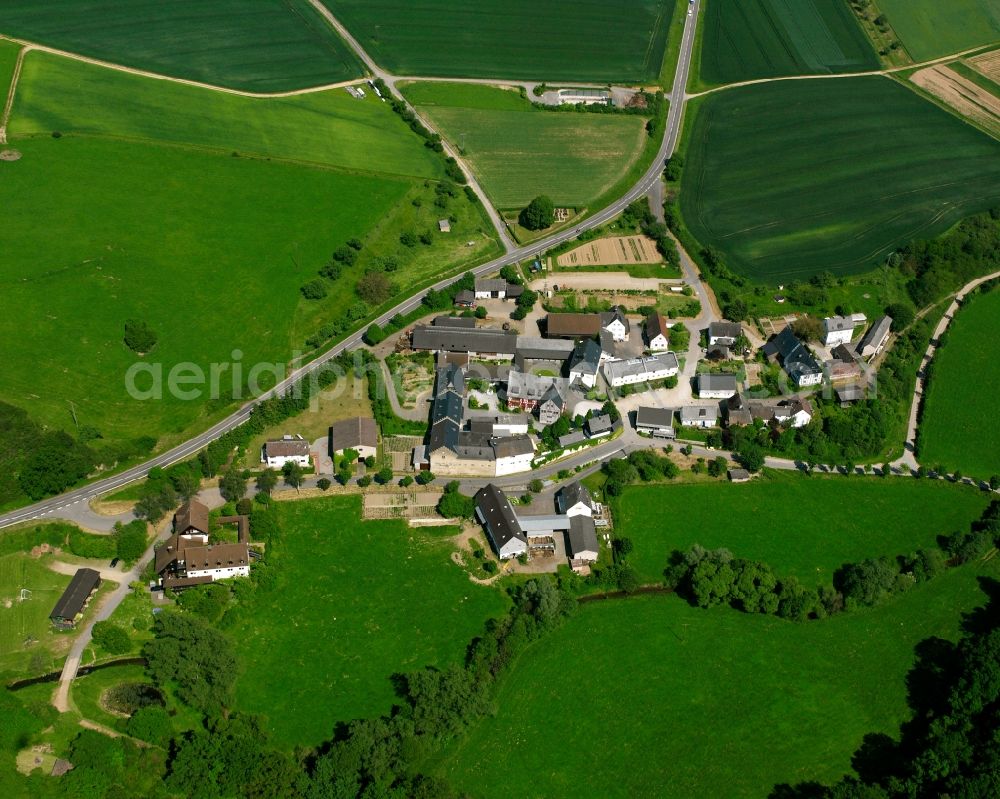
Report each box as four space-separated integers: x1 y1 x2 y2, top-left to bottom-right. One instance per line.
0 1 703 532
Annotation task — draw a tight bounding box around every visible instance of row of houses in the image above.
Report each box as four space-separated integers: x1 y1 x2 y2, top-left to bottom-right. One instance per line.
474 481 600 569
261 417 379 470
634 392 814 439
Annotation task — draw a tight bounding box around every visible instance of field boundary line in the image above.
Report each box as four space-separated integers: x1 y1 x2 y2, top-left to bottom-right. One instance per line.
688 41 1000 99
0 34 368 99
0 43 27 145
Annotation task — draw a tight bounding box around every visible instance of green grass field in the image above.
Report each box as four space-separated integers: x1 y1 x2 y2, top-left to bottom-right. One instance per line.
0 553 70 675
1 54 499 462
228 497 508 750
680 77 1000 282
442 561 998 798
698 0 878 86
403 82 649 208
0 1 361 91
615 475 990 585
919 288 1000 477
878 0 1000 61
0 38 20 108
324 0 674 82
12 52 441 178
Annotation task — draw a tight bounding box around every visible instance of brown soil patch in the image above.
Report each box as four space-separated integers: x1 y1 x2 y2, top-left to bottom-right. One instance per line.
912 65 1000 136
89 500 135 516
557 235 662 267
969 48 1000 83
0 149 21 161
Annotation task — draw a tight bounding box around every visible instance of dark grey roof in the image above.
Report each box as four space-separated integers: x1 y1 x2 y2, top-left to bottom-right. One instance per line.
635 406 675 428
435 363 465 396
515 336 575 361
454 431 495 459
412 325 517 354
491 436 534 458
559 481 593 511
764 328 821 382
569 339 601 374
330 417 379 450
433 315 476 328
835 383 867 403
475 484 526 549
539 383 564 410
50 568 100 622
454 289 475 305
429 418 461 453
709 321 742 341
728 468 751 481
699 373 737 392
432 391 463 426
568 515 599 558
475 278 507 293
857 315 892 351
824 315 857 333
587 414 614 434
680 404 718 423
506 283 524 298
468 419 494 435
600 306 630 333
558 431 587 447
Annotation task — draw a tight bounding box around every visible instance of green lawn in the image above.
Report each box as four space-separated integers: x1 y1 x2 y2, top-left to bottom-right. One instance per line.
323 0 675 82
878 0 1000 61
616 474 991 585
403 82 649 208
442 561 999 798
919 287 1000 478
698 0 878 86
228 497 508 750
0 553 70 676
680 77 1000 282
0 0 361 91
12 52 442 178
0 136 409 450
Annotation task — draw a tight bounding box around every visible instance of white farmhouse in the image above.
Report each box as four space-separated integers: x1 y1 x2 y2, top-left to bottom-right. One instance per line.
645 311 671 352
600 307 630 343
262 435 311 469
823 314 866 347
697 373 738 399
603 353 679 388
557 481 594 517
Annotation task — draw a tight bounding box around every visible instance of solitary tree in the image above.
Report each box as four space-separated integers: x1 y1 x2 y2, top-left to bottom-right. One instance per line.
219 469 247 502
256 469 278 496
282 461 304 490
519 195 555 231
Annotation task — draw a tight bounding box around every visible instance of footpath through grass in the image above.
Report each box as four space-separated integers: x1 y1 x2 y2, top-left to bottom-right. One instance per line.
228 497 508 750
441 561 999 798
616 473 991 585
324 0 675 83
12 52 442 179
0 38 20 110
919 287 1000 478
698 0 878 87
877 0 1000 62
403 82 649 209
0 0 361 91
681 76 1000 282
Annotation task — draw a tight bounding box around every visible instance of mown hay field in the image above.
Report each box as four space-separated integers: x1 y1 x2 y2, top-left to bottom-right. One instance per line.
404 82 649 209
680 77 1000 281
0 0 361 91
698 0 878 86
324 0 676 82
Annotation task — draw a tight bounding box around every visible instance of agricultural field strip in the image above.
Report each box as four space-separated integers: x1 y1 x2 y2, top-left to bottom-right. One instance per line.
911 64 1000 136
687 41 1000 98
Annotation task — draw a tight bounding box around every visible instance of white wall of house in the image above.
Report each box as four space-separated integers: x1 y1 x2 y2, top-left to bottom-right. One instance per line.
572 547 599 562
179 532 209 544
495 451 534 476
699 388 736 400
795 372 824 388
334 444 377 459
494 421 529 436
497 537 528 559
681 417 716 428
603 319 628 342
186 565 250 580
605 365 677 388
569 368 597 388
648 333 669 351
563 501 593 518
824 329 854 347
262 453 312 469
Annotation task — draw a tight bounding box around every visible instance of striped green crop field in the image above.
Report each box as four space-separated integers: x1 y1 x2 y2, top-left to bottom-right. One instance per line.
323 0 676 82
698 0 879 86
680 77 1000 282
0 0 361 91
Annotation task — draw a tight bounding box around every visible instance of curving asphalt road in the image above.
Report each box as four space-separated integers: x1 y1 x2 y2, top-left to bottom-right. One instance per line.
0 1 703 532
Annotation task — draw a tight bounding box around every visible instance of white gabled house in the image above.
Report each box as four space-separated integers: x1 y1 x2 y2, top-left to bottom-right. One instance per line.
603 353 679 388
262 435 311 469
557 481 594 517
646 311 671 352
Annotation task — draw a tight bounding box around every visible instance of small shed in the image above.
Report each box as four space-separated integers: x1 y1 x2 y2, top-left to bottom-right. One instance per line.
728 468 751 483
438 218 451 233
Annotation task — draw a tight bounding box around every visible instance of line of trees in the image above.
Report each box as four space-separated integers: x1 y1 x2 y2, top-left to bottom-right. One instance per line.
665 500 1000 622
